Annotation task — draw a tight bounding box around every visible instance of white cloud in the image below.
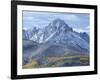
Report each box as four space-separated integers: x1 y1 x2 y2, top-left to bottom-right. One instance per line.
73 26 89 34
64 14 79 21
73 28 85 33
53 14 80 22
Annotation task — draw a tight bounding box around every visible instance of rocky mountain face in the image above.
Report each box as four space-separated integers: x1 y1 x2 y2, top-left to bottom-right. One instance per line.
23 19 89 52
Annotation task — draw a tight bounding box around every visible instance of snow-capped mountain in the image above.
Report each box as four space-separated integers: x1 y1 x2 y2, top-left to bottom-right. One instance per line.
30 28 44 43
43 19 72 42
43 19 89 51
23 27 43 41
23 19 89 52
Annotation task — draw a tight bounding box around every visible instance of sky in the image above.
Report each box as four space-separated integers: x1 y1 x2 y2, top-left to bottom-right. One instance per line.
22 11 90 33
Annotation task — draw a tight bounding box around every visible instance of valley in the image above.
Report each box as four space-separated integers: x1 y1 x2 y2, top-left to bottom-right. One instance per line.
23 54 89 69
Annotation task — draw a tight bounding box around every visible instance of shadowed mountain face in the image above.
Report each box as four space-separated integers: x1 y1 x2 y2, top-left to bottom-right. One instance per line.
22 19 90 68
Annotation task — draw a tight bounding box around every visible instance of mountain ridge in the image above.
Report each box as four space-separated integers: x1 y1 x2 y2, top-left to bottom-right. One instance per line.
23 19 89 52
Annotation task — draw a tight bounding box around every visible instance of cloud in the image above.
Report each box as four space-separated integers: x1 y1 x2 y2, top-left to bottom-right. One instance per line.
23 11 89 30
62 14 79 21
73 26 90 34
73 28 86 33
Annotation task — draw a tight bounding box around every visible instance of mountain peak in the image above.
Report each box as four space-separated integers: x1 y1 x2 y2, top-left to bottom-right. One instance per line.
53 19 66 24
52 19 68 27
47 18 72 32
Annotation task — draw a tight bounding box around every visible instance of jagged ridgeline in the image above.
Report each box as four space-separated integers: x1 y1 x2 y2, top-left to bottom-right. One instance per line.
22 19 90 69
